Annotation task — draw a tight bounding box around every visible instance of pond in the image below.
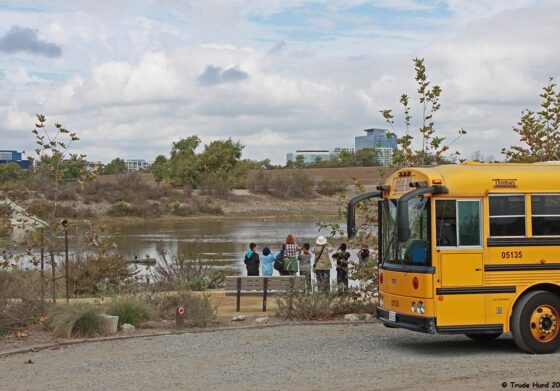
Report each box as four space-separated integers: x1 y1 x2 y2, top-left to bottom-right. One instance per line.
112 219 345 274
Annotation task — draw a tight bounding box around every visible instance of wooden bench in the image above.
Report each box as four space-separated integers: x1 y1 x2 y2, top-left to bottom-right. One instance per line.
225 276 306 312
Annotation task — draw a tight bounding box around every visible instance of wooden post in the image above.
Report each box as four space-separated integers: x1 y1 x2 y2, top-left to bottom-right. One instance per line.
176 306 185 328
263 278 268 312
64 224 69 303
236 277 241 312
50 252 56 304
40 228 45 312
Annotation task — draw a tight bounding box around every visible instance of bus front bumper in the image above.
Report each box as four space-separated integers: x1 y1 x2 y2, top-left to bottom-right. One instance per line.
377 307 436 334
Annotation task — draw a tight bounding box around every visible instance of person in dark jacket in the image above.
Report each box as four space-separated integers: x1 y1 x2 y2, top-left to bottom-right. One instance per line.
244 242 260 276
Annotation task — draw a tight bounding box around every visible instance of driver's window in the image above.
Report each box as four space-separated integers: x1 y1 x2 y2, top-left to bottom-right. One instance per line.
436 200 481 247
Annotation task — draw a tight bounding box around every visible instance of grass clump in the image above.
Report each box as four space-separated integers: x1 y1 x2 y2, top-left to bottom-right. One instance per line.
106 299 155 327
154 291 217 327
0 271 42 336
47 304 105 338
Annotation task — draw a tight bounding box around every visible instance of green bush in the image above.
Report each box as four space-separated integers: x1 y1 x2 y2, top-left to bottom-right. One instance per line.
47 303 105 338
106 299 155 327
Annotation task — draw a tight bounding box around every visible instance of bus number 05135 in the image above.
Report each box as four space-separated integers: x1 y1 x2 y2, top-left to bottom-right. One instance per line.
501 251 523 259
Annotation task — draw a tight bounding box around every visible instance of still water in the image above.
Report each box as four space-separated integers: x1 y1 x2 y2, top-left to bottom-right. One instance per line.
113 219 345 274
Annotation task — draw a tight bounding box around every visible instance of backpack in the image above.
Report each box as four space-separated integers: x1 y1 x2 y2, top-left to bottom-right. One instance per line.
273 245 285 271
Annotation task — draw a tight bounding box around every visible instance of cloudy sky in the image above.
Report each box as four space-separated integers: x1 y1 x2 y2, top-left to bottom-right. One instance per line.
0 0 559 164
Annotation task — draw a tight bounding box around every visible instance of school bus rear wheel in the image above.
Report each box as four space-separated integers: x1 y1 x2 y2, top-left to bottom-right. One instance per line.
511 290 560 354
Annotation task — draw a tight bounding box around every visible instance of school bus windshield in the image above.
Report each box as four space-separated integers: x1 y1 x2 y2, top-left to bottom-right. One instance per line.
382 197 431 268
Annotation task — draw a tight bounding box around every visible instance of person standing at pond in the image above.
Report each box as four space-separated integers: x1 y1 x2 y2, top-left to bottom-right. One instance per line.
333 243 351 290
313 236 333 293
282 234 300 276
244 242 260 276
358 244 374 264
260 246 275 277
297 243 312 290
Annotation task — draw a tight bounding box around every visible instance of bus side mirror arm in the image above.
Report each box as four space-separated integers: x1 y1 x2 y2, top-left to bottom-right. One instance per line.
347 191 383 239
397 185 448 243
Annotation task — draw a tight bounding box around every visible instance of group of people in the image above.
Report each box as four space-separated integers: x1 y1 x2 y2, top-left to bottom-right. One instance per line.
243 234 373 292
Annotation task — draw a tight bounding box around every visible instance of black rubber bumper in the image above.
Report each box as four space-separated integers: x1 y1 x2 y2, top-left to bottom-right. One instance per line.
377 307 436 334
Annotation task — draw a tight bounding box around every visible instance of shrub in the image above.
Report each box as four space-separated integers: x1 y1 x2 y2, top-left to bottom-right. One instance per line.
275 291 335 320
151 251 227 291
248 170 315 199
247 171 270 194
64 253 137 296
316 179 347 196
199 173 231 199
275 290 376 320
0 271 42 336
106 299 155 327
47 303 106 338
154 292 217 327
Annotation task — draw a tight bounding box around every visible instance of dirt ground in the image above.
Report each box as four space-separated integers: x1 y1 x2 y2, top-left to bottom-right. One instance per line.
2 323 558 391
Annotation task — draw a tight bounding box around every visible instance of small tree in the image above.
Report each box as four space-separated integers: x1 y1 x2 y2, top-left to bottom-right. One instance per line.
3 115 96 303
502 77 560 162
102 158 127 175
380 58 466 166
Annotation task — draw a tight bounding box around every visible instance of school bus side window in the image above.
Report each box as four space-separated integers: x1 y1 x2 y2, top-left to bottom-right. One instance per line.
489 195 526 237
436 200 481 247
532 195 560 236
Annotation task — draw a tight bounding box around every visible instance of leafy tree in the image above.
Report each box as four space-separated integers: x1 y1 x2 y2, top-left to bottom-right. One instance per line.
294 155 305 168
380 58 466 166
502 77 560 162
0 163 26 187
151 155 171 182
168 136 201 187
102 158 126 175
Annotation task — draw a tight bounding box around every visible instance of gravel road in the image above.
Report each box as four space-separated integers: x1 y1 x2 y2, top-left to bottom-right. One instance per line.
1 323 559 391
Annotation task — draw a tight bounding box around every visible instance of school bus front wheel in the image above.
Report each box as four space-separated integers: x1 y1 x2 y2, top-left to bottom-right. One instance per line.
511 290 560 354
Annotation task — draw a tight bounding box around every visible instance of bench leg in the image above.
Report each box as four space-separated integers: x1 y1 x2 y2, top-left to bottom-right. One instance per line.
236 277 241 312
263 278 268 312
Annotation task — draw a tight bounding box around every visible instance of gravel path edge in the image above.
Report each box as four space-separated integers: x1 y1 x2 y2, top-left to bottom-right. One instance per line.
0 319 377 358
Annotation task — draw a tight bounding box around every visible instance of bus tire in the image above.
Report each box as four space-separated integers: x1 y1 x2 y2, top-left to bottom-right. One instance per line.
465 333 501 341
511 290 560 354
383 322 398 328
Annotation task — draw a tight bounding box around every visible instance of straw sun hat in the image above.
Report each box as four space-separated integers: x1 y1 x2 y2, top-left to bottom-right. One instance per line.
316 236 327 245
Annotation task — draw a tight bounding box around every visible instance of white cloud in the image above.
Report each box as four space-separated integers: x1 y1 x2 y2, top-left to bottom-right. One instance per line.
0 0 559 165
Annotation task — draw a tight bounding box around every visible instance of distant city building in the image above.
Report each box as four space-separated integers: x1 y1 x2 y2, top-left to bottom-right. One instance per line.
354 128 397 166
0 150 31 169
287 150 331 165
125 159 151 171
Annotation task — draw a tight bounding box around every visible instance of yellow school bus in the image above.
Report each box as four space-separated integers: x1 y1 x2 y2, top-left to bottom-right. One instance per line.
347 162 560 354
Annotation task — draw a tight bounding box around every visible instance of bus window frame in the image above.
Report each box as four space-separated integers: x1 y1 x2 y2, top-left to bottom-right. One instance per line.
531 193 560 237
435 198 483 250
488 193 527 238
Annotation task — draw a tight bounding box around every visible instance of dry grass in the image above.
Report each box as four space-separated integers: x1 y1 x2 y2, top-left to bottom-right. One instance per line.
47 303 106 338
0 271 43 336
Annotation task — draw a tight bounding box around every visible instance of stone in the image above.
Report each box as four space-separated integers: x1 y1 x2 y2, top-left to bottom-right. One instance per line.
231 315 246 321
120 323 136 332
344 314 360 322
98 314 119 335
255 317 269 324
360 313 372 321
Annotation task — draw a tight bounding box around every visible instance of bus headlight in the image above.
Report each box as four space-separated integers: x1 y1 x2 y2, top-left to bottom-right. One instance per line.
417 301 425 315
412 301 417 313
